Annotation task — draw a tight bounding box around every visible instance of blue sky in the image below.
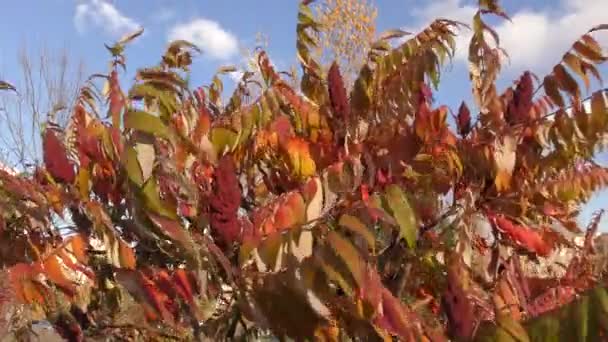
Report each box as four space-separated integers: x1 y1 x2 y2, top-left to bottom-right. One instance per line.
0 0 607 229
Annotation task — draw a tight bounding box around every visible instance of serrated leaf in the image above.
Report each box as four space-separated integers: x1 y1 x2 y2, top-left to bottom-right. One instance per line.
384 185 417 248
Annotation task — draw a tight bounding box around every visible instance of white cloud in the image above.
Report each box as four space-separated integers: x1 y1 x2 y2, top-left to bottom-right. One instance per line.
405 0 608 72
168 19 238 61
74 0 141 37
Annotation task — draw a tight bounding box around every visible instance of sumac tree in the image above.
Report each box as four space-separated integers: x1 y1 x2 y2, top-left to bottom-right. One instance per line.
2 1 608 341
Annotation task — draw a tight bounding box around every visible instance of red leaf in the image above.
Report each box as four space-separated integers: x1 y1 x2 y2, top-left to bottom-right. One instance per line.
270 115 294 145
442 254 476 340
115 269 174 323
488 213 552 256
528 285 576 317
43 128 76 183
374 288 417 340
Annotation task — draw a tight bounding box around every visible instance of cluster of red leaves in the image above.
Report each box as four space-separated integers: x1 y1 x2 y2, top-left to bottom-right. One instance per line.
456 102 471 137
505 71 534 125
327 61 350 123
208 155 242 247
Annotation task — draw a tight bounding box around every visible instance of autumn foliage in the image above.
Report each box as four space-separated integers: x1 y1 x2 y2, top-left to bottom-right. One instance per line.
3 1 608 341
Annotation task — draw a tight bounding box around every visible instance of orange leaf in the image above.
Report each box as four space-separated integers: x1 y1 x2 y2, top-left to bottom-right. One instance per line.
172 269 195 304
43 255 78 296
118 239 137 269
67 234 89 264
283 137 316 179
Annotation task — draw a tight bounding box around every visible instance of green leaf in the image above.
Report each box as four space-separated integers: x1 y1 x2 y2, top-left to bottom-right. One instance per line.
592 287 608 330
124 111 171 139
124 145 143 186
210 127 238 155
255 232 284 273
497 315 530 342
141 177 177 220
384 184 418 248
317 246 355 297
526 316 560 342
573 295 590 342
